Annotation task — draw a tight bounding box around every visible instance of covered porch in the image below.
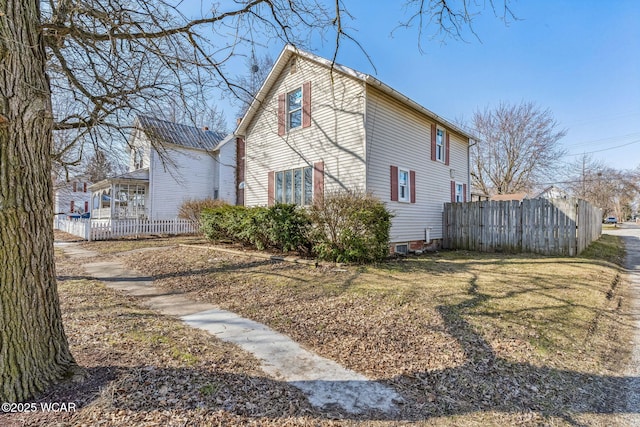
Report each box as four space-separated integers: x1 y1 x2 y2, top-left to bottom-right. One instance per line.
90 170 150 220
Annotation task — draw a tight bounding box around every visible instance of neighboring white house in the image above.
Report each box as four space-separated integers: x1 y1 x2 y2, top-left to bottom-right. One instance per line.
535 185 570 199
235 45 475 252
90 115 235 220
54 177 92 216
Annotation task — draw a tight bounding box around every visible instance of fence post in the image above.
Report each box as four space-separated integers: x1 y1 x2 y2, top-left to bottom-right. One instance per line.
85 219 91 241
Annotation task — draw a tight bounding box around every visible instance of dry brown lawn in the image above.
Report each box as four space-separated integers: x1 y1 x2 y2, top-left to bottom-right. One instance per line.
4 232 635 426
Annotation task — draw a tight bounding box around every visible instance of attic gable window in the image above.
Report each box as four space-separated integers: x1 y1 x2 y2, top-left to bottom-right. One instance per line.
287 87 302 130
133 147 144 169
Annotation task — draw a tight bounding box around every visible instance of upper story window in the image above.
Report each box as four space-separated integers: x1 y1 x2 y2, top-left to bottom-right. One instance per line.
278 81 311 136
133 147 144 169
435 128 445 162
287 88 302 130
398 169 410 202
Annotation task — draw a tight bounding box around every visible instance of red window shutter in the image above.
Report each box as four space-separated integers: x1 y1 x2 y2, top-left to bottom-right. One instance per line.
83 182 87 192
84 201 89 212
72 182 77 192
451 181 456 203
70 201 75 212
390 166 398 201
277 94 286 136
267 171 275 206
313 161 324 205
463 184 468 202
410 170 416 204
302 81 311 128
430 124 437 161
445 132 450 166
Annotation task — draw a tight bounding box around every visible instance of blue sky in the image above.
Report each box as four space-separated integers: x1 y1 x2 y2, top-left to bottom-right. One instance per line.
198 1 640 173
315 1 640 172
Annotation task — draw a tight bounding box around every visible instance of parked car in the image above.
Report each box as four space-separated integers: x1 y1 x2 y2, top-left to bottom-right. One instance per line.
603 216 617 224
67 212 90 219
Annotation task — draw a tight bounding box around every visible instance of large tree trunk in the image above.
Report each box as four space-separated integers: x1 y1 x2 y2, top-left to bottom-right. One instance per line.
0 0 76 402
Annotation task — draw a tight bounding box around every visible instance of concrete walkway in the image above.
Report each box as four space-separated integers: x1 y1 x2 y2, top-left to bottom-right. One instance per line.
603 224 640 423
55 242 402 415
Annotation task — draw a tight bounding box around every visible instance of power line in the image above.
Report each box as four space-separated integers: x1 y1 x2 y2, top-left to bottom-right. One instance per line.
566 138 640 156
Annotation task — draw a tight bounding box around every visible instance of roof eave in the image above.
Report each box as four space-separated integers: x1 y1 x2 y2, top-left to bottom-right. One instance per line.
363 75 476 141
235 44 477 142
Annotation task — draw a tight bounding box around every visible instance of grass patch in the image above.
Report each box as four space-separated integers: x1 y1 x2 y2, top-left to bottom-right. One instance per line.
580 233 626 266
73 235 634 425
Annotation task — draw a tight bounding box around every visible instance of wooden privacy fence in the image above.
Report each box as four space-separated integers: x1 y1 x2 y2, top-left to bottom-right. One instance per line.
54 217 198 241
443 198 602 256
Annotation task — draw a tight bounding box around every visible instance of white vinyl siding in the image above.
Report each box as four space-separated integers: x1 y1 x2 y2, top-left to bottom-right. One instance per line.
129 129 151 172
365 86 469 241
245 55 366 207
148 144 219 220
54 180 92 215
218 138 237 204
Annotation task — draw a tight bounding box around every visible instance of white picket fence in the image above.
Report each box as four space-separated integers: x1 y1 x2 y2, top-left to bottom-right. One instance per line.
54 217 198 241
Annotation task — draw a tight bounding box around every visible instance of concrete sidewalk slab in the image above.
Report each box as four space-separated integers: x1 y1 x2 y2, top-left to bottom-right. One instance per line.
182 309 402 414
57 241 403 415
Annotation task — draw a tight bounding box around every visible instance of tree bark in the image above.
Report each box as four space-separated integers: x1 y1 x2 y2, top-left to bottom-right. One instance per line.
0 0 76 402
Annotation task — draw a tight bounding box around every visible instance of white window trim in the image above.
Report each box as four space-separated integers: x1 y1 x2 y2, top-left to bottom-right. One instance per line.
274 165 313 206
455 182 464 203
398 167 411 203
435 127 445 163
287 87 303 131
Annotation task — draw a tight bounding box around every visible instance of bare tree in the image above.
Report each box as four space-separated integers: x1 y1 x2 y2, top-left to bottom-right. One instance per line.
235 53 275 118
470 101 567 196
565 154 640 220
83 149 114 183
1 0 513 402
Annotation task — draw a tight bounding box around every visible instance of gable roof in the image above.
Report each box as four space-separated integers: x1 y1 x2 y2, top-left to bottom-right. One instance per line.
235 44 475 141
136 115 226 151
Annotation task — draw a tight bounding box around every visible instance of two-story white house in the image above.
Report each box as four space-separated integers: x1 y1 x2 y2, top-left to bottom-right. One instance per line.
90 115 236 220
235 45 474 252
54 176 92 216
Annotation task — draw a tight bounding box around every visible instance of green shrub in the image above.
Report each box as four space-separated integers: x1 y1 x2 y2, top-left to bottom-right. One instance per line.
201 205 246 242
309 190 392 263
202 190 391 263
201 204 311 254
265 204 311 254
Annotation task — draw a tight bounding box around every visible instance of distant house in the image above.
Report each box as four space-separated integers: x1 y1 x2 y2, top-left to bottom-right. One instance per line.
490 192 529 202
235 45 475 252
535 185 569 199
54 177 92 216
488 186 570 202
90 115 235 220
